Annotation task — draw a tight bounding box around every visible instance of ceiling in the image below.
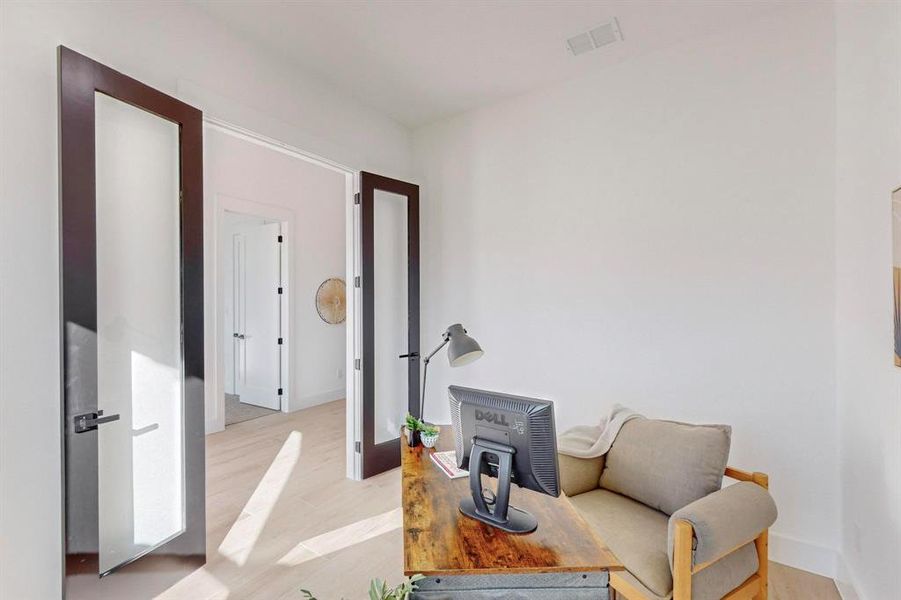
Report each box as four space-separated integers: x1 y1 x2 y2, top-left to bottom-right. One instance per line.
192 1 791 128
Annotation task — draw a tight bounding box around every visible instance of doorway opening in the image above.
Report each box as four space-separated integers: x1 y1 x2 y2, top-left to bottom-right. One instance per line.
205 119 357 483
222 210 286 426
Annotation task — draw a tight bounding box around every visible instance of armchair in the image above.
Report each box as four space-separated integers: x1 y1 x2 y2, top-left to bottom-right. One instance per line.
559 418 777 600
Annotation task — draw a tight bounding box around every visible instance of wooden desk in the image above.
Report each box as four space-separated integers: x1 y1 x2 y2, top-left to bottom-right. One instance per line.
402 429 622 599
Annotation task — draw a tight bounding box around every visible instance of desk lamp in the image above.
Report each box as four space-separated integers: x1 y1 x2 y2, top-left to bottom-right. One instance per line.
420 323 483 421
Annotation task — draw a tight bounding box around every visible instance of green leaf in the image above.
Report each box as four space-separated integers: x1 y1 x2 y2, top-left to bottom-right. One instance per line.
404 413 423 431
353 574 426 600
369 578 395 600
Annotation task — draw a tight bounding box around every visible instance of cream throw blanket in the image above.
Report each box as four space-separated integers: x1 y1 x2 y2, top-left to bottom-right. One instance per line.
557 404 644 458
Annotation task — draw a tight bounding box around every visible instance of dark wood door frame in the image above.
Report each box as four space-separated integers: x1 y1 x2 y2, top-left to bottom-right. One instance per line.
59 46 205 596
360 171 420 479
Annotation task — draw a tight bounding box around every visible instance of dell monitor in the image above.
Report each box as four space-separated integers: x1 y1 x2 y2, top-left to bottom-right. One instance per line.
448 385 560 534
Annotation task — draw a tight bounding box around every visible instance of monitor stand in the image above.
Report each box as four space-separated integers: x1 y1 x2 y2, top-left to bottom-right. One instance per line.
459 437 538 534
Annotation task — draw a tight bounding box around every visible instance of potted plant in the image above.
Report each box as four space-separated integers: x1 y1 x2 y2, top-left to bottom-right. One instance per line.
420 424 440 449
404 413 422 447
302 574 425 600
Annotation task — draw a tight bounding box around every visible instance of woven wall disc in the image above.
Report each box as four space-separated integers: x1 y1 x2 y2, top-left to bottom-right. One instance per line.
315 278 346 324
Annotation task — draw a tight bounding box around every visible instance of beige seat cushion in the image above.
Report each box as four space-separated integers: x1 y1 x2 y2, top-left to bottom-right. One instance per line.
570 489 760 600
570 489 673 597
692 542 759 600
600 419 731 515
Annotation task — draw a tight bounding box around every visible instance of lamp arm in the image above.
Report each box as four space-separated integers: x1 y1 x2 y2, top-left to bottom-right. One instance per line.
423 336 450 364
420 336 450 420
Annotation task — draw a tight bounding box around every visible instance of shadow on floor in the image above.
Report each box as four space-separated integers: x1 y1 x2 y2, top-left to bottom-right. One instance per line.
225 393 279 426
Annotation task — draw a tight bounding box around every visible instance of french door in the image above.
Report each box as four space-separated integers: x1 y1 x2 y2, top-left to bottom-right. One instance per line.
59 47 205 597
359 172 420 478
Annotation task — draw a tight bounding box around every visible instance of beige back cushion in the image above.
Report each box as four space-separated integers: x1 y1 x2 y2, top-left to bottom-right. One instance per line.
599 419 731 515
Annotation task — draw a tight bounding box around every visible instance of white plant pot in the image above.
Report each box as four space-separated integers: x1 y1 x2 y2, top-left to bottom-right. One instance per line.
421 432 439 448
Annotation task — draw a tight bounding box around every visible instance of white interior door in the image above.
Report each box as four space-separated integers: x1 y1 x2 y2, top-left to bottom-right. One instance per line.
235 222 282 410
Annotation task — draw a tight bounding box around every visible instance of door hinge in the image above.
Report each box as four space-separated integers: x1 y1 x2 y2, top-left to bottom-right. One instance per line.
277 287 283 295
355 441 361 453
277 234 283 243
354 192 360 205
354 276 361 288
277 337 283 345
277 388 283 396
354 358 361 370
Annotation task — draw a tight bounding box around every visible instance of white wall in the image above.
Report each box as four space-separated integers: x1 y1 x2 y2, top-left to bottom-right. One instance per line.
0 2 412 598
3 0 897 596
208 128 347 420
413 3 839 574
834 3 901 600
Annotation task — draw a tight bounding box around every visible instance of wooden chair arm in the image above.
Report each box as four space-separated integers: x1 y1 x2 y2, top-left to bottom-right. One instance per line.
673 518 767 600
725 466 769 489
668 467 770 600
672 520 693 600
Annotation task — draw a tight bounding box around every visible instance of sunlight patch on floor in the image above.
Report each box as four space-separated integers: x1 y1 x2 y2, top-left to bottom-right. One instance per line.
154 566 230 600
217 430 302 566
276 507 402 566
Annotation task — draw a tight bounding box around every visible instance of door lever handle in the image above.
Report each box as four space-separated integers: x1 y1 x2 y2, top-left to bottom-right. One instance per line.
73 410 121 434
398 352 420 359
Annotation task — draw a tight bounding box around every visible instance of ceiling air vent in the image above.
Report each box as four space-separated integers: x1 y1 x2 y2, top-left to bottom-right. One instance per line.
566 32 594 56
567 19 623 56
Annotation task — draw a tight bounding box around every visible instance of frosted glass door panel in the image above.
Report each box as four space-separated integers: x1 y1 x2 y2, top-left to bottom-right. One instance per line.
95 92 184 575
373 190 409 444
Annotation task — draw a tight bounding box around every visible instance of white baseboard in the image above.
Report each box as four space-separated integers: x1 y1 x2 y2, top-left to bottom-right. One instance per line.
770 538 866 600
291 387 344 411
835 555 864 600
769 532 837 579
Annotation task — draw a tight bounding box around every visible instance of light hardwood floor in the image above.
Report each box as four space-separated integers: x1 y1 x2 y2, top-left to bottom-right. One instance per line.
156 400 840 600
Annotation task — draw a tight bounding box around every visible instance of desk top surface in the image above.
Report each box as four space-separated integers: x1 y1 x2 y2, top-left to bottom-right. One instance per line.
401 428 623 576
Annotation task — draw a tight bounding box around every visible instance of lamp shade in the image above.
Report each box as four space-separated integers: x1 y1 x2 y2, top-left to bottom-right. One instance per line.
446 323 484 367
